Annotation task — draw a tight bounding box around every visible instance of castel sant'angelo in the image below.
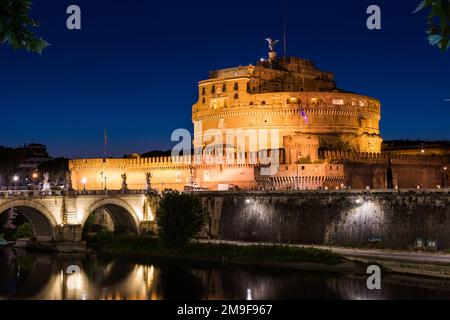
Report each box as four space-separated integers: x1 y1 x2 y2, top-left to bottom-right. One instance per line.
70 41 449 191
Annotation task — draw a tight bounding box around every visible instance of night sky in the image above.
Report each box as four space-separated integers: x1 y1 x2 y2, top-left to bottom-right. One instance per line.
0 0 449 158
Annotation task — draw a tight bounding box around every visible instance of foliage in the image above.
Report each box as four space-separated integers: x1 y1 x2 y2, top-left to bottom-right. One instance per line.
15 223 33 239
296 156 312 164
156 191 207 250
37 158 69 184
104 234 159 252
95 230 114 246
414 0 450 51
184 243 343 265
0 0 48 53
0 146 26 186
102 236 343 266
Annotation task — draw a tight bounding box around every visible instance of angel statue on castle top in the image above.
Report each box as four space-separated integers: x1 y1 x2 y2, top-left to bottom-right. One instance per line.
265 38 279 52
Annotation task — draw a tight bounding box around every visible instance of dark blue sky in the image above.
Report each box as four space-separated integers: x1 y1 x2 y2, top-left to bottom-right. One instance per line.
0 0 449 158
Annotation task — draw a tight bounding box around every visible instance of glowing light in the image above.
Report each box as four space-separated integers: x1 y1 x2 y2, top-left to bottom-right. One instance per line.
247 289 252 300
13 175 19 182
245 199 251 204
32 172 38 179
81 177 87 184
421 149 425 154
355 198 363 205
444 167 447 171
66 272 83 291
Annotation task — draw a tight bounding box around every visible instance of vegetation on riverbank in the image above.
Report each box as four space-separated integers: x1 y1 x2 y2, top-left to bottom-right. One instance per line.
92 192 343 266
100 235 344 266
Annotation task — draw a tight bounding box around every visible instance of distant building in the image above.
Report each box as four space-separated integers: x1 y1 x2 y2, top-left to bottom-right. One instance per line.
17 144 52 185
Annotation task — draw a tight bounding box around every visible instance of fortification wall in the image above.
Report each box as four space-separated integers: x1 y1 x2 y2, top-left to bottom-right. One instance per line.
69 157 258 191
320 150 445 189
200 190 450 249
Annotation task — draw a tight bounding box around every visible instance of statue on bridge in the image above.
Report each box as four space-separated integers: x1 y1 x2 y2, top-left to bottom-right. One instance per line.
121 173 129 194
42 172 51 191
145 172 152 192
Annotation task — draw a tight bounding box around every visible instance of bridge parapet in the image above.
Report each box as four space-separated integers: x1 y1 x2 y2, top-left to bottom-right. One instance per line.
0 189 156 199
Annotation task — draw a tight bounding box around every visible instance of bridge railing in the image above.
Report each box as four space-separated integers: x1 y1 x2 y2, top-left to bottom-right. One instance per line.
0 189 156 198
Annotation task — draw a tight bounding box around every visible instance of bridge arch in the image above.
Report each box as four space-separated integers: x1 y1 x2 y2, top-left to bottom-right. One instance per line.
0 200 57 242
83 198 140 234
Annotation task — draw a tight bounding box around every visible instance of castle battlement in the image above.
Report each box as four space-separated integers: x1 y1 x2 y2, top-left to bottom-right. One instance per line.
320 150 444 165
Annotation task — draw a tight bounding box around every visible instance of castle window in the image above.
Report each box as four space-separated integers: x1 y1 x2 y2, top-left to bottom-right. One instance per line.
222 84 227 92
332 99 345 106
301 166 305 170
234 93 239 99
261 101 266 105
202 97 205 104
249 102 254 105
211 85 216 94
202 87 205 95
287 97 298 104
234 82 239 91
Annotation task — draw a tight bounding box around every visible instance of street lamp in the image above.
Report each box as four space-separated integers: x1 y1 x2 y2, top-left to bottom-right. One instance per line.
443 167 448 189
81 177 87 191
32 172 38 187
13 175 19 190
296 155 301 190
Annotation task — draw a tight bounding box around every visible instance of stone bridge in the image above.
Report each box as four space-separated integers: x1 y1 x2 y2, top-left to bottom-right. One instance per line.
0 190 160 243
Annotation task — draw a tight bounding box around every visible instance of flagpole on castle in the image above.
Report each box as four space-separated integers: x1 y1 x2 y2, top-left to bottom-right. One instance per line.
283 0 287 56
104 128 107 158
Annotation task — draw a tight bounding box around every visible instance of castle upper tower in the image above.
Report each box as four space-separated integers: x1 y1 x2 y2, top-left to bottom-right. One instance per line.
192 45 382 159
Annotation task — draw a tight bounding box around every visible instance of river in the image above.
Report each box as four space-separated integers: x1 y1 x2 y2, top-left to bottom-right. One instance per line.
1 248 450 300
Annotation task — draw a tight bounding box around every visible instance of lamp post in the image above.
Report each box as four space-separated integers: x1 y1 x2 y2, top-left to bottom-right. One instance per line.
443 167 448 189
32 172 38 188
419 144 425 188
81 177 87 192
13 175 19 190
296 155 301 190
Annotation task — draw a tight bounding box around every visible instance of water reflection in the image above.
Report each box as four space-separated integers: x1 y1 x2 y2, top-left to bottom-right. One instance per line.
1 248 450 300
